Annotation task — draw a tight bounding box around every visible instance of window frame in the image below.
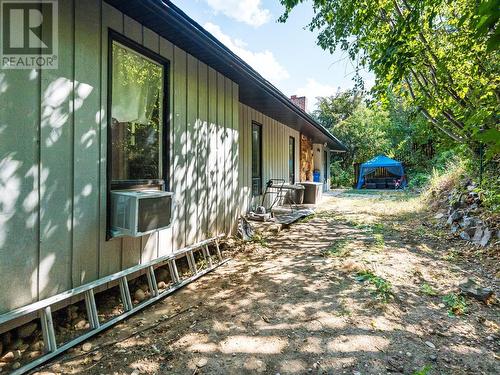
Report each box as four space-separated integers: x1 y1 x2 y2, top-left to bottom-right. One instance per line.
251 121 263 196
106 30 170 240
107 30 170 192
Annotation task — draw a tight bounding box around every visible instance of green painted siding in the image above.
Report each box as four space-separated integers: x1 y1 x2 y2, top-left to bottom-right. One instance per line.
238 104 301 211
0 1 304 316
0 1 240 314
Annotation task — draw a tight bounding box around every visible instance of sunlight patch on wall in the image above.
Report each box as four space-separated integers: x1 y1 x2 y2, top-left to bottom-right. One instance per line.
0 155 21 247
41 77 73 147
38 253 56 292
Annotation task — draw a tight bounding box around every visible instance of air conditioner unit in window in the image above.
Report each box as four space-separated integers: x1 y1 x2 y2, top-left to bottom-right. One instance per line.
110 190 174 238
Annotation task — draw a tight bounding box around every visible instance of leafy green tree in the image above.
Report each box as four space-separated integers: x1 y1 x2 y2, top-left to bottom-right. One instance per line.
314 89 364 129
334 102 392 165
279 0 500 159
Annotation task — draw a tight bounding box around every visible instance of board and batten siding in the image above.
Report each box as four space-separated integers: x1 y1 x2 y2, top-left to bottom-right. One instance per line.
0 1 240 315
239 103 300 212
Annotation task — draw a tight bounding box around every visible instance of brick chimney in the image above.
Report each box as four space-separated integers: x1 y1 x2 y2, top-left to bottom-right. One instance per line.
290 95 307 112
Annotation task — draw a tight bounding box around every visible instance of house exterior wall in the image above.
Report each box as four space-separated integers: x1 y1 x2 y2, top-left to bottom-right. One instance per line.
238 103 300 211
0 1 240 315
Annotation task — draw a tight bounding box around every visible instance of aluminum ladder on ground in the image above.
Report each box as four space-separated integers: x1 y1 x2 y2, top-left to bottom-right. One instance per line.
0 234 228 375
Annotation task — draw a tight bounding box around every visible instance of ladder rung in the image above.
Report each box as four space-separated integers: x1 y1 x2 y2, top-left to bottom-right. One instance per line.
168 259 180 283
119 276 133 311
215 239 223 262
0 235 227 375
146 266 159 297
84 289 100 329
203 245 213 268
40 306 57 353
187 250 198 274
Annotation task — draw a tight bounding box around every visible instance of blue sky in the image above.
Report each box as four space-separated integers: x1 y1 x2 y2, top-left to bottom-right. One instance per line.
172 0 374 112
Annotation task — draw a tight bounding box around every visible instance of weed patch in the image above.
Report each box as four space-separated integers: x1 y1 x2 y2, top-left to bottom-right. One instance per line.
322 239 350 257
373 233 385 249
251 233 269 248
420 283 438 296
412 365 432 375
355 270 393 303
443 249 460 261
443 293 467 316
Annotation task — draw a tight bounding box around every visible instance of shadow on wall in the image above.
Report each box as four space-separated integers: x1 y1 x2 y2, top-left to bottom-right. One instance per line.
0 69 99 314
0 73 241 315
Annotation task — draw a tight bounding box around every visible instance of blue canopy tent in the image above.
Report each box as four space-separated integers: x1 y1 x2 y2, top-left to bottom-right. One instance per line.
356 155 406 189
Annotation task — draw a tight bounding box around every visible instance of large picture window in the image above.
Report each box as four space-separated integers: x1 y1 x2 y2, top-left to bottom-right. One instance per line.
109 36 167 190
251 122 262 196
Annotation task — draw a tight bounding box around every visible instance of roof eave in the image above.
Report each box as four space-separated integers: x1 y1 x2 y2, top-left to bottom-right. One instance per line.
104 0 347 151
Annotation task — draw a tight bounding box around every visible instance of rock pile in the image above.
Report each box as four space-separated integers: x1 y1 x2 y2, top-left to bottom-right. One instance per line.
441 180 497 247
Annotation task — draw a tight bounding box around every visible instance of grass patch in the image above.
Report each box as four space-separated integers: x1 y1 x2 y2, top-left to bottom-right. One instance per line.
251 233 269 248
412 365 432 375
443 293 467 316
373 233 385 249
322 239 350 257
335 299 352 316
443 249 459 261
355 270 393 303
420 283 438 296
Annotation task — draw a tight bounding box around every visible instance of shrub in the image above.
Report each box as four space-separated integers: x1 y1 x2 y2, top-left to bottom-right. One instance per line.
442 293 467 316
330 160 352 187
355 270 393 303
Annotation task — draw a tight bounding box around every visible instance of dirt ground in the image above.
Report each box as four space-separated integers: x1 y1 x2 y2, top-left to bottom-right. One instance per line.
37 191 499 375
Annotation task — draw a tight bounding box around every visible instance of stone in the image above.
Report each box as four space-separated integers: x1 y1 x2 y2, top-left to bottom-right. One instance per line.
156 268 169 282
74 319 89 330
11 362 21 370
157 281 168 290
196 358 208 368
30 341 44 352
430 354 437 361
449 210 464 223
27 351 41 359
131 370 140 375
480 229 491 247
17 322 37 339
434 213 445 220
386 357 403 372
460 216 476 229
424 341 436 349
451 224 460 233
472 227 484 243
459 231 471 241
459 278 494 303
134 289 146 303
82 343 92 352
0 351 14 363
